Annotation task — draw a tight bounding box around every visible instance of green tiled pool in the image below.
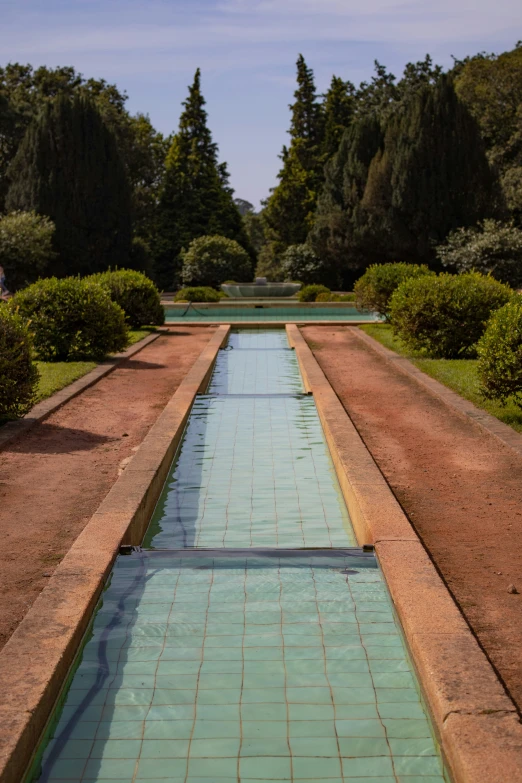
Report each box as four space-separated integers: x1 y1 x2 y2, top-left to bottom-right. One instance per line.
30 330 447 783
164 305 378 323
37 551 444 783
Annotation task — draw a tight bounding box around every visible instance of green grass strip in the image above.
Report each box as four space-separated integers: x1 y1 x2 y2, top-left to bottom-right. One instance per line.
360 324 522 434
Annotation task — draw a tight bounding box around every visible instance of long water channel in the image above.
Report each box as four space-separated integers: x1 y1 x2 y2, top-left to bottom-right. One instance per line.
33 330 446 783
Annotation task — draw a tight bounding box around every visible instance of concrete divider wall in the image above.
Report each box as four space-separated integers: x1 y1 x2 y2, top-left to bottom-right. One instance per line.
287 324 522 783
0 325 230 783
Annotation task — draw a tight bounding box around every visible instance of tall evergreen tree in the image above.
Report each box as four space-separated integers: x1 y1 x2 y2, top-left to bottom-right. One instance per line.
262 55 325 261
6 94 132 275
310 75 503 285
322 76 356 160
153 69 251 289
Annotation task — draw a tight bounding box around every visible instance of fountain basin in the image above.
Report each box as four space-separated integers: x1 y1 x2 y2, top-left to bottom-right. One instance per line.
221 281 301 298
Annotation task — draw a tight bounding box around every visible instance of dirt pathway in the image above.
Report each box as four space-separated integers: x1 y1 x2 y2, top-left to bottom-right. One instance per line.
0 327 215 650
303 325 522 712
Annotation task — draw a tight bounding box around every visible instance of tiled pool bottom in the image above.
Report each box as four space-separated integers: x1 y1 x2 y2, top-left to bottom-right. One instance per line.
37 551 445 783
145 396 354 549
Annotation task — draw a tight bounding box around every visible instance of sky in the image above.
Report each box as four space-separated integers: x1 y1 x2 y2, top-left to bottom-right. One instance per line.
1 0 519 208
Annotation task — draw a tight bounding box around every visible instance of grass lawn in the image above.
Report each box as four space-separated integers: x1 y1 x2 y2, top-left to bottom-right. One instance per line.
360 324 522 434
34 328 155 403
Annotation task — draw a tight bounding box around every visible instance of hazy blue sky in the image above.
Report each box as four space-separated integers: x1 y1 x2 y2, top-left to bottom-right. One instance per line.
1 0 519 207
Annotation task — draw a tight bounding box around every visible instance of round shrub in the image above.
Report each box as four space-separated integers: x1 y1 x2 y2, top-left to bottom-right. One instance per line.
13 277 128 361
90 269 165 328
298 284 331 302
390 272 513 358
316 292 341 302
0 305 39 419
174 287 221 303
181 235 253 288
354 263 435 320
281 244 325 285
477 297 522 406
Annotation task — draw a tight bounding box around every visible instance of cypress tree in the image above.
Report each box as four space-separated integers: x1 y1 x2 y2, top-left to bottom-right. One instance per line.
262 56 325 253
322 76 355 160
6 93 131 275
361 74 504 261
153 69 251 290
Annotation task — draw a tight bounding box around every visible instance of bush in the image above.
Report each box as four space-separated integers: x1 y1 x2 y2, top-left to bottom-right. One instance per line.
339 293 356 302
298 284 331 302
181 235 253 288
390 272 513 358
174 287 221 303
0 211 57 291
354 263 435 320
13 277 128 361
0 305 39 419
477 297 522 406
281 244 325 285
89 269 165 328
437 220 522 288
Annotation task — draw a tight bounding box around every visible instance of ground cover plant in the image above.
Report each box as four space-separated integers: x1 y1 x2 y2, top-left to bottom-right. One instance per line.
477 297 522 406
89 269 165 328
0 305 38 420
361 323 522 432
389 271 513 358
354 263 435 320
12 277 128 361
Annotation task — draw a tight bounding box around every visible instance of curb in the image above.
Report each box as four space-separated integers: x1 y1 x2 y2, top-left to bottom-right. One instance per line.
354 327 522 459
0 325 230 783
288 324 522 783
0 331 163 453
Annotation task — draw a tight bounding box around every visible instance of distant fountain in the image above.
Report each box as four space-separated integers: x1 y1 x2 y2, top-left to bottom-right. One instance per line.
221 278 301 298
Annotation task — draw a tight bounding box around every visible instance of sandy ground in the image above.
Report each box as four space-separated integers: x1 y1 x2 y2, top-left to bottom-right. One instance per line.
0 327 215 650
303 325 522 712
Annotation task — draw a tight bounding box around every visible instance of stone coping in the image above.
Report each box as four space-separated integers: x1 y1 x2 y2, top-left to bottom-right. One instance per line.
0 331 163 453
0 325 230 783
354 327 522 459
287 324 522 783
163 320 377 327
163 300 359 308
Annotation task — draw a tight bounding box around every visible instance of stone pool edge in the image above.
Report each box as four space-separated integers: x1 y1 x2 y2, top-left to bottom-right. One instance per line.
0 325 230 783
287 324 522 783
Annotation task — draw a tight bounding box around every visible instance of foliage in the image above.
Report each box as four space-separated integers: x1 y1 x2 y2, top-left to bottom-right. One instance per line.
354 263 435 319
311 76 502 284
6 94 132 276
477 298 522 406
174 286 221 303
180 235 253 288
243 211 267 256
298 284 331 302
89 269 165 328
361 323 522 432
0 305 39 419
436 219 522 287
0 211 56 291
154 70 252 289
12 277 128 361
234 198 254 216
315 292 337 302
389 272 513 358
280 244 325 285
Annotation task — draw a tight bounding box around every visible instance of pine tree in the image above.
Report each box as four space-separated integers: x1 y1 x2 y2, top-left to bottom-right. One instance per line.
153 69 251 290
6 93 131 275
262 55 325 261
322 76 355 160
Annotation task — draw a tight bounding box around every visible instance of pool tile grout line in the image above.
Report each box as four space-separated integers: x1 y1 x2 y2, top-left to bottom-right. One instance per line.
288 323 522 783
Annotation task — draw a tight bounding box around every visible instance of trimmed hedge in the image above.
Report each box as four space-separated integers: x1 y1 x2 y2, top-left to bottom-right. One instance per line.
174 287 221 303
13 277 128 361
390 272 513 358
477 297 522 406
354 263 435 320
0 305 39 419
181 235 253 288
298 284 331 302
90 269 165 328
